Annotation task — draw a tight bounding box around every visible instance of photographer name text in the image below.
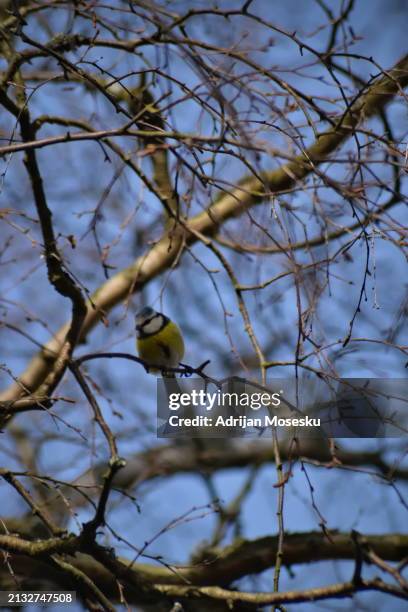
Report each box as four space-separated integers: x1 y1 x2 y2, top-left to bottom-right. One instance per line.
167 414 321 428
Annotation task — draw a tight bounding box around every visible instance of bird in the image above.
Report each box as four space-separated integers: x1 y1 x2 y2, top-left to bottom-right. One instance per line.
135 306 185 376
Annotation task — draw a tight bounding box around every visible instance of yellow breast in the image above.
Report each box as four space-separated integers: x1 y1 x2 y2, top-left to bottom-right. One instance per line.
137 320 184 372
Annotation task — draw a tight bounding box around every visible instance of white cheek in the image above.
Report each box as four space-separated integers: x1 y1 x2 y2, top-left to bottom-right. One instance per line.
143 317 163 335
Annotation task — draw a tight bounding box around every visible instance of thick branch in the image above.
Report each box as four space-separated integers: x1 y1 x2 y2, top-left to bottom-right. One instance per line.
1 530 407 605
154 578 407 606
76 440 408 490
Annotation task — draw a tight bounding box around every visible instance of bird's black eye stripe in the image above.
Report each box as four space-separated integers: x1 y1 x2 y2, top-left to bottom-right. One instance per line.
139 314 163 330
143 316 156 326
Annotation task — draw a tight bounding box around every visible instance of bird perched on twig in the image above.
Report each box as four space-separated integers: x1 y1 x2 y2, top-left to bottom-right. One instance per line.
135 306 185 376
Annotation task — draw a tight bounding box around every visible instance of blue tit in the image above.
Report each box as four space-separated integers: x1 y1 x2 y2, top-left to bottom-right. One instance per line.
136 306 185 375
